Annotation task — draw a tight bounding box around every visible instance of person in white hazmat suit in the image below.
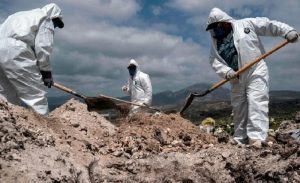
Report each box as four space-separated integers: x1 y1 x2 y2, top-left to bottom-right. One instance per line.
122 59 152 114
0 3 64 115
206 8 298 145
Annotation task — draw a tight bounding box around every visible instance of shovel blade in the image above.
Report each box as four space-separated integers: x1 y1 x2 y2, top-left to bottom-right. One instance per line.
85 97 118 111
179 93 195 116
115 103 131 116
179 90 211 115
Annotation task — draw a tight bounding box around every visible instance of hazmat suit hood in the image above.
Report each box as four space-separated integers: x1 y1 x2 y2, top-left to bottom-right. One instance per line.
206 7 234 31
42 3 63 19
41 3 64 28
127 59 140 71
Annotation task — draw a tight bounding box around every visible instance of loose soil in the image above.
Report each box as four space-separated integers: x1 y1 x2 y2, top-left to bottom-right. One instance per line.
0 98 299 182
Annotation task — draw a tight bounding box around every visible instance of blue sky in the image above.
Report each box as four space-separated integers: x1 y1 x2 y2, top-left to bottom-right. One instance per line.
1 0 299 97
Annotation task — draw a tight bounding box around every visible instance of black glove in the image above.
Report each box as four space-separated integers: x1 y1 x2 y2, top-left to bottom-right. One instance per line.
40 71 53 88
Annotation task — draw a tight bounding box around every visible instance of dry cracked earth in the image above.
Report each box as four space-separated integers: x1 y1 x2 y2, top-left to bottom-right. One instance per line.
0 98 299 183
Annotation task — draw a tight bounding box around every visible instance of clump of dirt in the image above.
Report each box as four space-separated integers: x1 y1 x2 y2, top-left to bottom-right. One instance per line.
0 98 299 183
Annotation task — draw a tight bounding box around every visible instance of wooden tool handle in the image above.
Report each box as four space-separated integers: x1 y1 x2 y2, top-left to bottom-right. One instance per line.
99 94 161 111
210 39 289 92
53 82 86 99
180 39 291 115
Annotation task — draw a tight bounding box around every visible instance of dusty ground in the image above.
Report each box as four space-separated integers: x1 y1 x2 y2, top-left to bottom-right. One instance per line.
0 98 299 183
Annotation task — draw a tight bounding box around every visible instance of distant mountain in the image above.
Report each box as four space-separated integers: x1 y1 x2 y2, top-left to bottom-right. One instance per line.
152 83 230 106
270 90 300 101
48 83 300 111
117 83 230 107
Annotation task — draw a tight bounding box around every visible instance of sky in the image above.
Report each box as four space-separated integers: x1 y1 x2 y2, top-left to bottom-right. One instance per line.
1 0 299 97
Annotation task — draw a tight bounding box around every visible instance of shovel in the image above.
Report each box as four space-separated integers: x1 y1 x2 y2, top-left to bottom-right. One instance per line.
53 82 118 111
180 39 291 115
53 82 161 112
93 93 161 112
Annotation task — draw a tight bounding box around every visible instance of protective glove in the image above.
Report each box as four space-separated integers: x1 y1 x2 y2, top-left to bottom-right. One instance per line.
225 69 237 80
40 71 53 88
286 31 299 43
122 85 128 92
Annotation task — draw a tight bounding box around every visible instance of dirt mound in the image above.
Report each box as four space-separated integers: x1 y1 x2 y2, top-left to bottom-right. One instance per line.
0 100 86 182
1 98 299 182
49 99 116 154
107 113 217 158
0 99 116 182
91 120 300 182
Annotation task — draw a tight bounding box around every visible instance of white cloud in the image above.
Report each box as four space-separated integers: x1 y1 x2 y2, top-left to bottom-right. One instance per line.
59 0 141 21
1 0 300 99
152 5 162 16
166 0 213 13
52 20 214 96
58 21 186 57
149 23 180 34
4 0 140 21
167 0 268 13
186 15 207 28
167 0 299 29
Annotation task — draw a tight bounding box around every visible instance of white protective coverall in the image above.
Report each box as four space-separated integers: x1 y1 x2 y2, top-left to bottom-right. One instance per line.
122 59 152 113
207 8 295 143
0 3 63 115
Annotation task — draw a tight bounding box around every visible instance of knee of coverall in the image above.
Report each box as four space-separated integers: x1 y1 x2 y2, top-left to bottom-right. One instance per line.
247 63 269 118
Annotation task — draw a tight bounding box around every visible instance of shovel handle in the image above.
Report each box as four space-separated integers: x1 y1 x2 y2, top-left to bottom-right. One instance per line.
236 40 289 75
180 39 291 115
98 94 161 112
53 82 86 99
209 39 289 92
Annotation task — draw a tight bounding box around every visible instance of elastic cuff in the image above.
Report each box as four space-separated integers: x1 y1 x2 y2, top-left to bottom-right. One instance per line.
225 69 233 78
284 29 296 39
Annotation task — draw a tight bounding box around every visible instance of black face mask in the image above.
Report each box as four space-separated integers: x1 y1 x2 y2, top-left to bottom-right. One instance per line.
52 17 64 29
128 66 137 77
213 26 225 39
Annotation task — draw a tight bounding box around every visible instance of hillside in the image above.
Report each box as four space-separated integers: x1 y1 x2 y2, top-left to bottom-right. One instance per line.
270 90 300 101
49 83 300 111
152 83 230 106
